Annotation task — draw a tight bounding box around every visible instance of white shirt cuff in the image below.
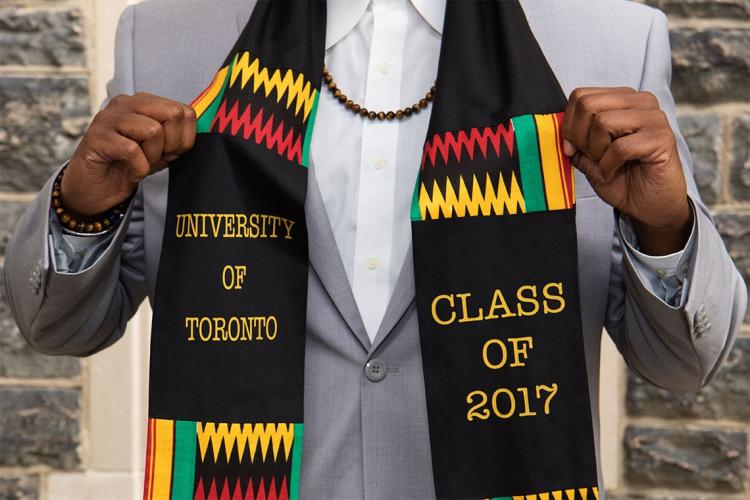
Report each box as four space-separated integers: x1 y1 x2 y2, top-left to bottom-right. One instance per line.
617 202 697 308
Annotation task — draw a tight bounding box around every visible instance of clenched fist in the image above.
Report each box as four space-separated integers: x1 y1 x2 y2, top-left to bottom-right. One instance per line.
562 87 693 256
62 93 197 217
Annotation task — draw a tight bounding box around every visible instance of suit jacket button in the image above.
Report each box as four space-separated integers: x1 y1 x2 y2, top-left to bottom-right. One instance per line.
364 358 387 382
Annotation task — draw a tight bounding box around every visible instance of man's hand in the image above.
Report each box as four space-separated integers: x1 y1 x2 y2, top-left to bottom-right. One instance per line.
62 93 197 217
562 87 692 256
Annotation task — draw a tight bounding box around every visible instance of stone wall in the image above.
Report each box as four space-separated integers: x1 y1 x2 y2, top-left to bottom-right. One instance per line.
0 1 90 499
0 1 748 499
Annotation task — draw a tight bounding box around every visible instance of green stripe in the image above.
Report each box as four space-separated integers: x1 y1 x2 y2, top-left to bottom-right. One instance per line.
290 423 304 500
490 497 513 500
410 176 422 221
512 114 546 213
170 420 197 500
301 91 320 168
196 57 235 134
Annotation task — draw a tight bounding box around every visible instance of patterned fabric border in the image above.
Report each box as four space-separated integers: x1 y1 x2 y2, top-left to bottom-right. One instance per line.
488 485 600 500
143 418 303 500
411 112 575 221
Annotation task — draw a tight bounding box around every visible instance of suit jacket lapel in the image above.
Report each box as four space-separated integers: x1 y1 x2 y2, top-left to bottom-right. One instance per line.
305 169 371 351
370 244 416 353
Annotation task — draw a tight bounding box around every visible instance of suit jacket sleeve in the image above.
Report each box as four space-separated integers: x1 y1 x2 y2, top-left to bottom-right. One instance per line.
604 8 747 391
3 5 148 356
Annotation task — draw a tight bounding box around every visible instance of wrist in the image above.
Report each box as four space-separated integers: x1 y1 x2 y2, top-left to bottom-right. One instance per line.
631 199 693 256
52 168 130 235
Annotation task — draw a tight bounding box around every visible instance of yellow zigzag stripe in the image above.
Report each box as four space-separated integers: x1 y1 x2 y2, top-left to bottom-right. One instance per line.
510 487 598 500
196 422 295 464
230 52 317 122
419 172 525 220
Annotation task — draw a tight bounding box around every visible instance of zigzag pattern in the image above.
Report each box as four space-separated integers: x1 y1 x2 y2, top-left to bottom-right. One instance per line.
505 485 599 500
197 422 295 463
421 123 515 168
193 476 289 500
230 51 317 122
419 172 525 220
211 99 303 164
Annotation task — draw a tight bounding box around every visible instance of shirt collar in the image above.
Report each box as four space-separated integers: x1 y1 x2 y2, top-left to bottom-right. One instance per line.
326 0 445 50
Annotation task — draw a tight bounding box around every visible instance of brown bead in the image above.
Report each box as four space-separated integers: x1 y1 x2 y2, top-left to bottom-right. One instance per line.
68 220 78 230
333 89 342 98
386 111 395 120
345 100 354 109
368 111 377 120
55 207 64 215
359 107 369 117
419 99 428 109
377 111 386 120
403 107 413 117
103 219 111 228
327 81 337 91
85 223 94 232
60 213 71 223
76 222 85 232
425 91 433 102
323 74 333 84
51 198 61 208
52 190 60 198
396 110 404 120
411 104 420 114
337 94 347 103
352 103 361 113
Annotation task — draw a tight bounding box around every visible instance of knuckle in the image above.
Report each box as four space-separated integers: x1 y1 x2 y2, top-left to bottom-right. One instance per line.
591 113 609 130
639 91 659 107
120 140 140 158
578 94 597 113
145 123 163 139
167 104 185 120
109 94 129 107
185 106 197 122
611 139 630 158
570 88 586 102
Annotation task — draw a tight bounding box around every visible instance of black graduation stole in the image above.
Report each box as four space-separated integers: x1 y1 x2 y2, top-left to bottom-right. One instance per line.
145 1 599 499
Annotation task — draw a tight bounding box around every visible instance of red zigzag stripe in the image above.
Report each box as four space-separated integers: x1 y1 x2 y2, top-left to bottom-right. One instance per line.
421 123 515 168
193 476 289 500
210 99 303 164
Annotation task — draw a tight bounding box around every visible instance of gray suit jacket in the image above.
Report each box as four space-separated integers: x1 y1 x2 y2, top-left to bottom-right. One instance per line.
4 0 747 498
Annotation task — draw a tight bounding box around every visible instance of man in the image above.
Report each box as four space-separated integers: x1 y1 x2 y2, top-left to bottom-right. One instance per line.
4 0 746 499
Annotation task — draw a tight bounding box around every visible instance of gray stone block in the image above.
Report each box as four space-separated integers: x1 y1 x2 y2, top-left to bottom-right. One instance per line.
677 113 722 205
626 338 750 420
0 200 27 256
0 387 81 469
715 213 750 322
645 0 750 19
624 426 747 492
729 114 750 201
0 266 81 378
0 7 85 66
0 476 38 500
0 77 89 192
670 29 750 103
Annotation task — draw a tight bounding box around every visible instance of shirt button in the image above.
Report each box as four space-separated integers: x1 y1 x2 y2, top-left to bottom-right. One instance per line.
365 257 380 270
377 62 390 75
372 157 386 170
364 358 387 382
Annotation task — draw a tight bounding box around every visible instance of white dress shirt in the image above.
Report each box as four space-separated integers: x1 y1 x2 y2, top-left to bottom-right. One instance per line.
54 0 695 342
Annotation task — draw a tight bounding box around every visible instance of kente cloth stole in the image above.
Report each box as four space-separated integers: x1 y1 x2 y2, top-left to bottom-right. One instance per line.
145 1 599 499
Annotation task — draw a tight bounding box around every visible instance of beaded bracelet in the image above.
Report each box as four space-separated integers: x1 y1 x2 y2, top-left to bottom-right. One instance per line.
51 168 128 236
